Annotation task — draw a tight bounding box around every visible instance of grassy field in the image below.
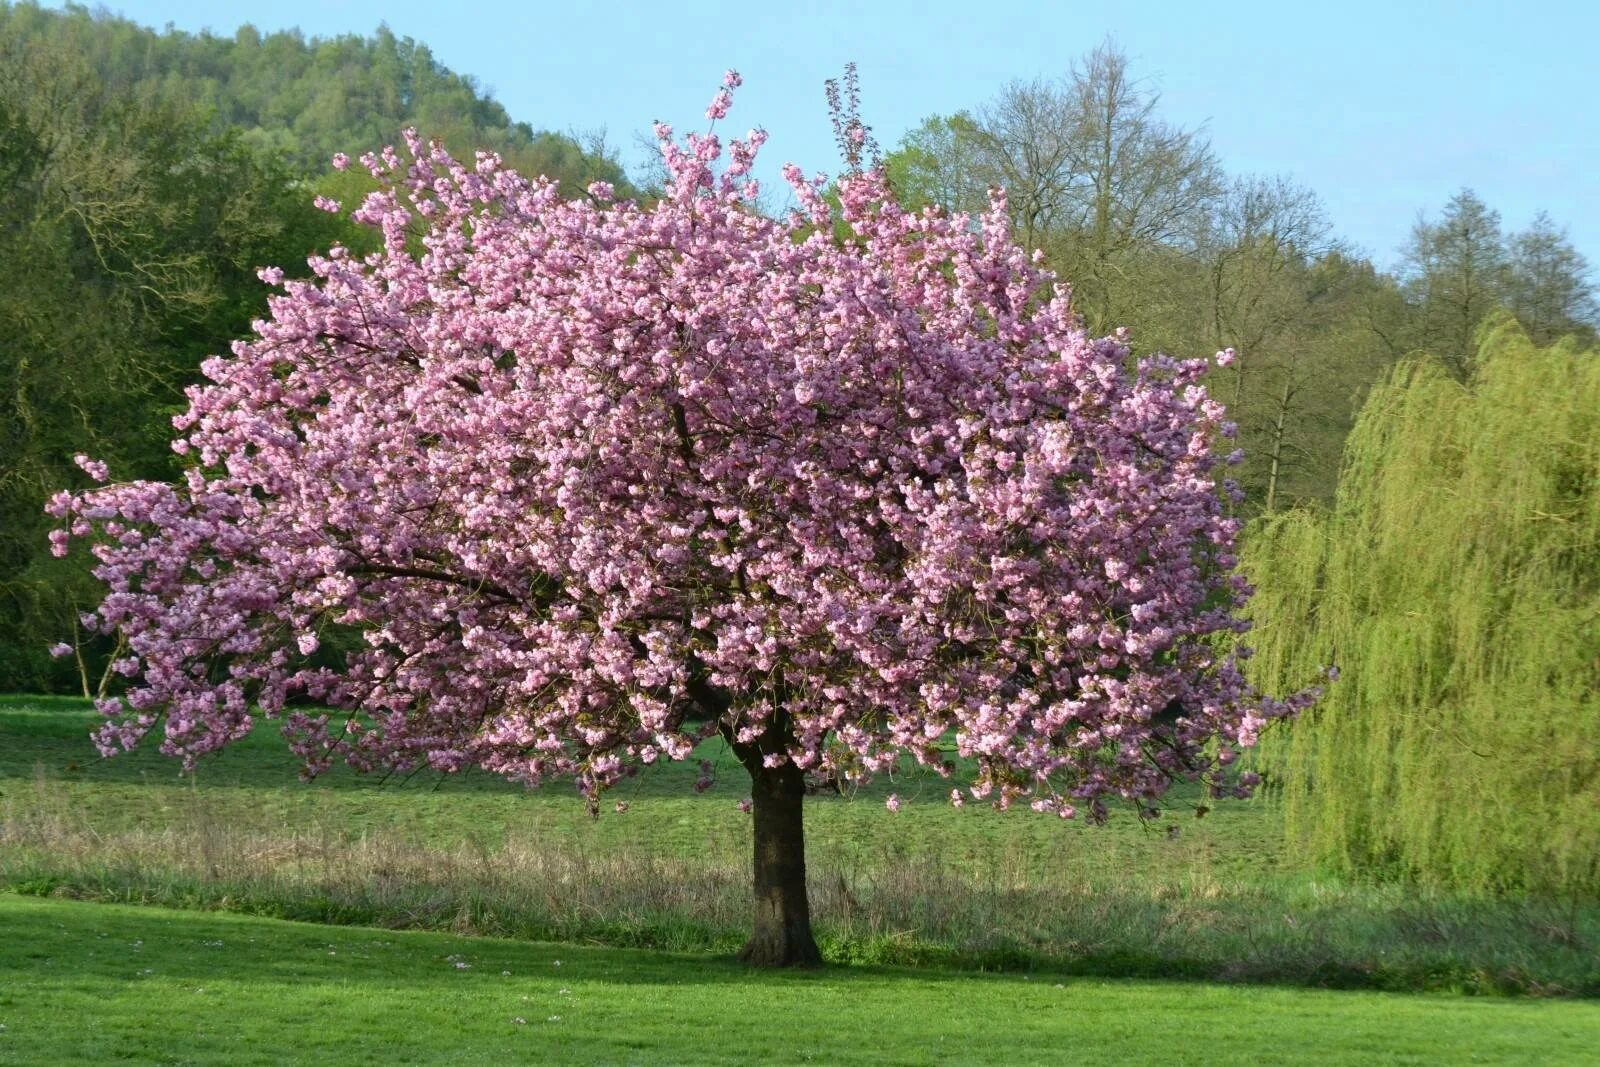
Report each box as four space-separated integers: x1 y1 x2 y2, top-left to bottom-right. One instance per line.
2 695 1597 994
4 894 1598 1066
0 696 1281 875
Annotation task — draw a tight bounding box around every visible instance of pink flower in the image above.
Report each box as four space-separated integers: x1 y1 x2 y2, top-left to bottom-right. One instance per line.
885 793 902 813
42 70 1312 832
73 454 109 482
48 642 73 658
332 153 350 171
736 798 752 814
705 90 733 121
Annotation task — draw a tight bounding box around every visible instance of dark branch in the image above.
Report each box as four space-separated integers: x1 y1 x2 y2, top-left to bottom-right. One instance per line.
347 562 519 603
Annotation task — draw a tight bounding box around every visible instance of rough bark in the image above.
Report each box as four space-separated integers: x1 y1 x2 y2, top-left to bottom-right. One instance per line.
694 672 821 967
736 756 821 966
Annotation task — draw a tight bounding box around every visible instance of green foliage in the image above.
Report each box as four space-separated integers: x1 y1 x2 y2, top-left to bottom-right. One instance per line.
1398 189 1508 374
882 48 1595 516
879 50 1407 513
883 113 987 215
0 4 637 690
1197 245 1400 513
1244 314 1600 898
0 2 632 192
1507 211 1600 347
0 27 359 691
1401 193 1598 370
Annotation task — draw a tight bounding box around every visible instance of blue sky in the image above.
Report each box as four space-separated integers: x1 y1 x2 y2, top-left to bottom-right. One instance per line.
52 0 1599 272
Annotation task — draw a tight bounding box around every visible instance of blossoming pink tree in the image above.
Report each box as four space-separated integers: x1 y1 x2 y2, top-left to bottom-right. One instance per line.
50 73 1313 966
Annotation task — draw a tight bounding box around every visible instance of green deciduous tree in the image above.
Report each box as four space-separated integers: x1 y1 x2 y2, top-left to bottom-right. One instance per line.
1243 314 1600 898
0 2 641 690
0 3 632 194
0 24 349 690
883 112 987 216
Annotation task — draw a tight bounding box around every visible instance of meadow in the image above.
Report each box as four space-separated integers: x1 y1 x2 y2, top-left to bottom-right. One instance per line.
2 696 1596 998
5 894 1599 1066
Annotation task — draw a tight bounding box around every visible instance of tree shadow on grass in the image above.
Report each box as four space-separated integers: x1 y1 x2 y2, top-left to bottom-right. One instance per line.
2 891 983 991
8 895 1599 1067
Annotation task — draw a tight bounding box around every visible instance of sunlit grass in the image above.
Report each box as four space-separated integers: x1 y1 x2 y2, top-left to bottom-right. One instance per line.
5 894 1599 1066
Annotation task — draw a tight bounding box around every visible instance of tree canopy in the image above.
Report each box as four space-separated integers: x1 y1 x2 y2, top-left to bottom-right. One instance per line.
0 20 353 691
0 2 632 690
50 76 1313 964
885 43 1598 515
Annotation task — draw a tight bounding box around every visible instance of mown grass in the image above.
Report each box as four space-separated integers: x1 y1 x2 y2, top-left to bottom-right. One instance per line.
4 895 1599 1066
2 696 1596 995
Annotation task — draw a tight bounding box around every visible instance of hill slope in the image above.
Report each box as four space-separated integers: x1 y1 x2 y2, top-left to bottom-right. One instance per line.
0 2 631 189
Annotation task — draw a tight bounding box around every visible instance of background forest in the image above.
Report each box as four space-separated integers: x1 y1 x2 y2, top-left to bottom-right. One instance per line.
0 2 633 689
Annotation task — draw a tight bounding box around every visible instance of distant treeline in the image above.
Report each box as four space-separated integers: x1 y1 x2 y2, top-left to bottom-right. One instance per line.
884 44 1597 511
0 2 633 186
893 52 1599 898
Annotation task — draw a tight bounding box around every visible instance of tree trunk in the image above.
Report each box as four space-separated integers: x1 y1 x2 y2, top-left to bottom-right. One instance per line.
1264 364 1296 515
738 758 821 967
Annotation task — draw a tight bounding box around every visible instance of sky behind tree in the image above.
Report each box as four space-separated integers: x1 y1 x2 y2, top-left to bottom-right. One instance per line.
43 0 1598 272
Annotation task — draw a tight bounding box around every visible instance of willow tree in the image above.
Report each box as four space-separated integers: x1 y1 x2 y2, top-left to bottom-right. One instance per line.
1244 313 1600 896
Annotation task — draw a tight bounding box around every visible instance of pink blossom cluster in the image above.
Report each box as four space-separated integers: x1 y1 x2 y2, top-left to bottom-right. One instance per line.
49 76 1314 817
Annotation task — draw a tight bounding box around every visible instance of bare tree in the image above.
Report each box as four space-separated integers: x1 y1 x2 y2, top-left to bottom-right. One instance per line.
1505 211 1598 345
966 75 1081 247
1053 44 1221 330
884 43 1219 336
1190 179 1396 511
1400 189 1506 375
1199 176 1334 511
1202 175 1334 359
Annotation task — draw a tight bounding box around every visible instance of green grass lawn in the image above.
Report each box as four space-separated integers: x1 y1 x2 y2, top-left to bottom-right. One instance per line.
4 894 1597 1067
3 695 1597 994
